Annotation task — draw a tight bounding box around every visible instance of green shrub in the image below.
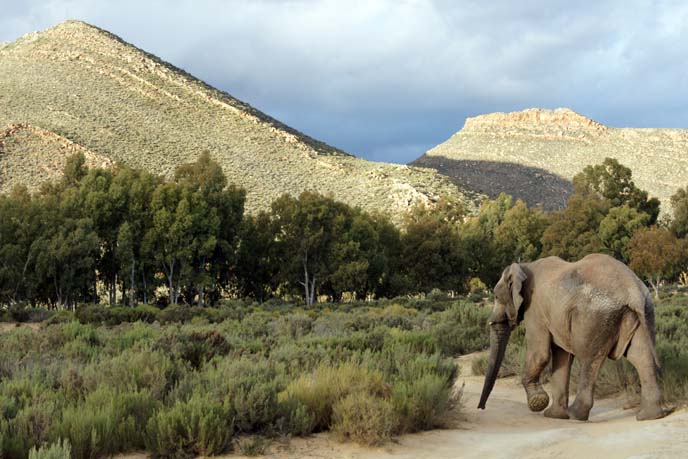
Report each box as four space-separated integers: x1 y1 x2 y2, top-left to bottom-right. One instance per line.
28 439 71 459
83 348 180 399
44 310 73 325
0 397 61 459
331 392 395 446
144 393 233 458
202 357 284 433
274 398 313 436
53 387 156 459
75 304 110 325
427 288 448 302
428 303 490 356
157 305 194 324
279 362 388 433
155 330 230 369
391 374 450 432
235 435 268 456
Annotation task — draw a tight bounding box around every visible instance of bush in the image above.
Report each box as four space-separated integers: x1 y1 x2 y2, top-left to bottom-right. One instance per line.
145 393 233 458
235 435 268 456
75 304 110 325
202 357 284 433
427 288 448 302
54 386 156 459
28 439 71 459
391 374 450 432
3 304 51 323
279 362 388 433
83 348 180 399
468 277 488 294
157 305 194 324
155 329 230 369
331 392 395 446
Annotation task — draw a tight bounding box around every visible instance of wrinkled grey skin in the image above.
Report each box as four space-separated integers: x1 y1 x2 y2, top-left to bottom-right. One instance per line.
478 254 665 421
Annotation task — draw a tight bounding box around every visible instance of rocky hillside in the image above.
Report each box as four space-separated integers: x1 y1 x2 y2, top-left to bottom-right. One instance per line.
0 20 480 220
0 123 112 192
413 108 688 212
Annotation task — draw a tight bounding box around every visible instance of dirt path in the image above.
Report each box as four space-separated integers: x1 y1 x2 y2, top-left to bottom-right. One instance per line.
234 352 688 459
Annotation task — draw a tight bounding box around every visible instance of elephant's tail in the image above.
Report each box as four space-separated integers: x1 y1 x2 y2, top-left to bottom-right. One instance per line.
634 292 660 369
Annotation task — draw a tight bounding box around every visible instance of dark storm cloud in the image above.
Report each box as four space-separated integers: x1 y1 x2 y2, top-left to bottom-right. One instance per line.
2 0 687 163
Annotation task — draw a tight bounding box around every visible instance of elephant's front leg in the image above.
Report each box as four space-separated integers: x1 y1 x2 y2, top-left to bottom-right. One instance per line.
522 327 551 412
544 345 572 419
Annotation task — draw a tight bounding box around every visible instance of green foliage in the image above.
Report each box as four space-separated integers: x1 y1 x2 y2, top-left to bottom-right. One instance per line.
391 374 450 432
573 157 660 222
629 227 686 297
331 392 395 445
144 393 233 458
28 439 72 459
670 186 688 238
543 158 657 261
0 300 486 457
54 386 156 459
598 205 650 262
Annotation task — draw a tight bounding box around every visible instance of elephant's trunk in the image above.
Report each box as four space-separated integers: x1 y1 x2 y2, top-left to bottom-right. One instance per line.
477 322 511 409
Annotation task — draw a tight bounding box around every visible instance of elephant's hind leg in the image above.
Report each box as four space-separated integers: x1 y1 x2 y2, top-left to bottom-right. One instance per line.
544 345 572 419
626 326 665 421
568 355 605 421
523 328 550 412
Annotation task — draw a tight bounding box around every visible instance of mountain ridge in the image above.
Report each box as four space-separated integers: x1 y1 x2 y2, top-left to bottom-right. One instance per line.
0 20 481 220
413 107 688 212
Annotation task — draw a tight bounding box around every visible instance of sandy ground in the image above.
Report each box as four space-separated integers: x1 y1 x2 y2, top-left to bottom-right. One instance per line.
228 352 688 459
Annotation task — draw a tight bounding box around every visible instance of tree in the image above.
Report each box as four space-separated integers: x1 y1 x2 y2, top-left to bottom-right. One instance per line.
401 205 466 293
270 192 361 304
598 205 651 262
543 159 656 261
628 226 685 298
670 186 688 238
573 157 660 222
0 186 42 305
174 153 245 305
235 212 279 301
494 199 549 264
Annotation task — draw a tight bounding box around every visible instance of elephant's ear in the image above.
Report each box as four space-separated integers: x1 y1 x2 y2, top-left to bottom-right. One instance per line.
506 263 527 328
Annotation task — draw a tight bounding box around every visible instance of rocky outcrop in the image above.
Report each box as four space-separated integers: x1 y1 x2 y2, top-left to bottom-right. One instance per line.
414 108 688 213
461 108 608 141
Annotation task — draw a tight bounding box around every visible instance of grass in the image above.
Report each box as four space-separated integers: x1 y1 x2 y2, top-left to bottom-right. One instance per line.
0 20 480 221
0 299 489 458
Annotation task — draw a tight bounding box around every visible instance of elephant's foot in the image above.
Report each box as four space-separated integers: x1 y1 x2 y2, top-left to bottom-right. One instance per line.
568 400 591 421
636 403 665 421
544 405 569 419
527 391 550 412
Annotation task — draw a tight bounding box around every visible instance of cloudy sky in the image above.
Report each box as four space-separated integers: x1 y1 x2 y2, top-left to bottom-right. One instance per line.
2 0 687 163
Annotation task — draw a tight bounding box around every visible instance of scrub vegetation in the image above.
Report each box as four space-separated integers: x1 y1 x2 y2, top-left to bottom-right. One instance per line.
0 299 488 458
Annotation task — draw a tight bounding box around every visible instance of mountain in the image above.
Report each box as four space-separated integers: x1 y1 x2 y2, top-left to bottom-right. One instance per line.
0 20 480 220
0 123 112 191
413 108 688 212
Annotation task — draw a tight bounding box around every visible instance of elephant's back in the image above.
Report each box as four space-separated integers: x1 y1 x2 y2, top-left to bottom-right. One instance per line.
570 254 648 309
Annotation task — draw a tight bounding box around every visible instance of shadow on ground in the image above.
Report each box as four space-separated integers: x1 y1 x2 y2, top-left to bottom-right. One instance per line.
412 155 573 211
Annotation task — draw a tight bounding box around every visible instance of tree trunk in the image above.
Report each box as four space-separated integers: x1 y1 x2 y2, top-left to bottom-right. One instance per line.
301 255 311 306
142 270 148 305
651 276 660 299
166 260 175 305
130 259 136 306
309 276 316 305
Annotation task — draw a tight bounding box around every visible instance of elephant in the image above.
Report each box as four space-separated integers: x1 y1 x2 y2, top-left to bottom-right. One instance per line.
477 254 665 421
